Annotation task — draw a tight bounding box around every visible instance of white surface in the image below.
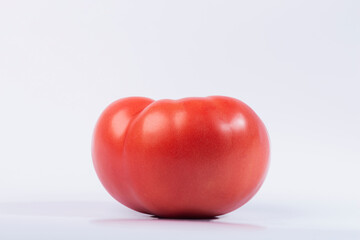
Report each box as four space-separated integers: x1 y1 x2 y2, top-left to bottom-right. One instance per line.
0 200 359 239
0 0 359 239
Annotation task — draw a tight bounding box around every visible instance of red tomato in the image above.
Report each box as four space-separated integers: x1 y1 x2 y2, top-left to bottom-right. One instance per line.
92 96 270 218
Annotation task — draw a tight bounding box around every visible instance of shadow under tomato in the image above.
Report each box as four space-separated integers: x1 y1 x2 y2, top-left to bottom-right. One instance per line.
0 201 266 230
91 217 265 230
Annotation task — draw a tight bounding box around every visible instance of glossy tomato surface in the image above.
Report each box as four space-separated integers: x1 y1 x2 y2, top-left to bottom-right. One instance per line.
92 96 270 218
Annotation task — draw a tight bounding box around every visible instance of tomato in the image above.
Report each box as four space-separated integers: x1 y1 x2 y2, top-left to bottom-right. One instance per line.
92 96 270 218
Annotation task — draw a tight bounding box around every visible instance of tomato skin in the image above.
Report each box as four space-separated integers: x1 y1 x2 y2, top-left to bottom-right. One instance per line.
92 96 270 218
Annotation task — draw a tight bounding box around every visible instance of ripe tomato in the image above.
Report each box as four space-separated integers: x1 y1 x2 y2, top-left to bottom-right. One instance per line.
92 96 270 218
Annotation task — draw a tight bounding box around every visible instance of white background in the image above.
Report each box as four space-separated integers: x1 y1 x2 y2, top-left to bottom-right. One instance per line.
0 0 359 239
